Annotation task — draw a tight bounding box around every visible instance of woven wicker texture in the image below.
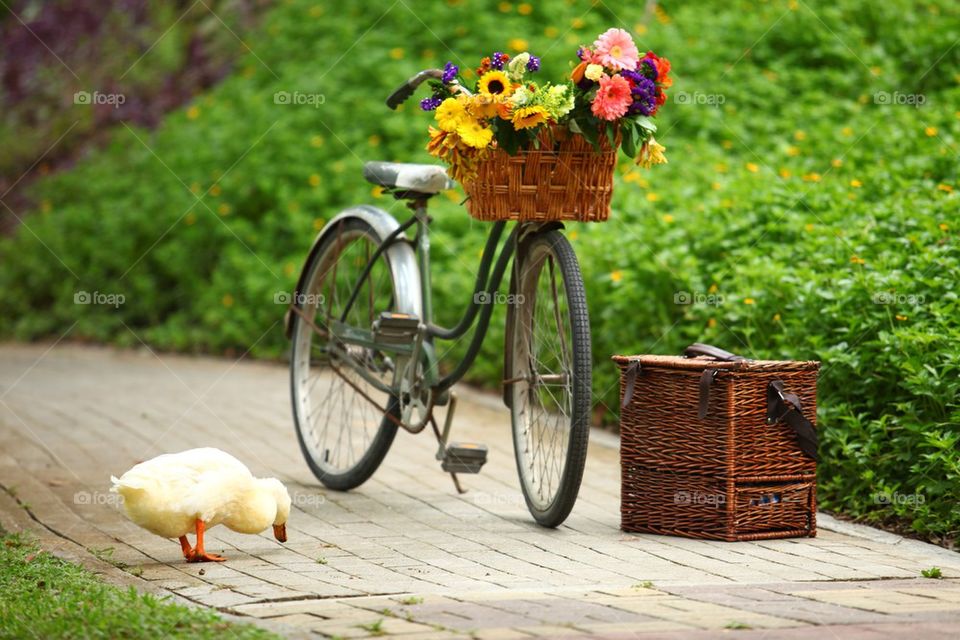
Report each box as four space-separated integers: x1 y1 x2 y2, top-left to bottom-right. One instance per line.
613 354 820 540
464 126 617 222
620 468 816 541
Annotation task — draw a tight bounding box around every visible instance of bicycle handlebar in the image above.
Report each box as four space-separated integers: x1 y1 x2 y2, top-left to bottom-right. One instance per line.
386 68 472 109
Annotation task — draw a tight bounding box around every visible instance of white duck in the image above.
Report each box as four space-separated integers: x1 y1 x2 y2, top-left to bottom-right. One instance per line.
111 448 291 563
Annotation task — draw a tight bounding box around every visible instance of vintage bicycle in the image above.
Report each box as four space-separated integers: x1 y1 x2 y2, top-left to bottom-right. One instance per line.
285 68 592 527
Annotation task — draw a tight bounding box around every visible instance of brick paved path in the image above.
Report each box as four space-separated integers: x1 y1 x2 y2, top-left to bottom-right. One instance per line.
0 343 958 639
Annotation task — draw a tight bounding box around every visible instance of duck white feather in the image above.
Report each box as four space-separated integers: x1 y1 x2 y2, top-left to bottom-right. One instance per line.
111 448 291 562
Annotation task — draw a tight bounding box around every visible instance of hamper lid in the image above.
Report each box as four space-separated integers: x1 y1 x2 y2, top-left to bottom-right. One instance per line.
611 353 819 373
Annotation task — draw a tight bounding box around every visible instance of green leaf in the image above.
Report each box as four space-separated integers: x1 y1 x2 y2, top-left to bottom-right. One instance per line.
621 124 636 157
634 116 657 133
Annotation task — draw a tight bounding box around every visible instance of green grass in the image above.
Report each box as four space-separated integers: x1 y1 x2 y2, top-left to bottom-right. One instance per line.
1 0 959 542
0 531 277 640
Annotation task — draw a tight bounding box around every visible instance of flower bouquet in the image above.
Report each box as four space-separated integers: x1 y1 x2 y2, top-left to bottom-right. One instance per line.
420 28 671 222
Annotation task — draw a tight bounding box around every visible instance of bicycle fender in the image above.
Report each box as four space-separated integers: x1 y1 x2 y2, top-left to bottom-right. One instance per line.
284 205 422 338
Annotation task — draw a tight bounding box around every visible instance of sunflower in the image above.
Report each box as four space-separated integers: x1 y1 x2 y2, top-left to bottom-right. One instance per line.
456 119 494 149
478 70 511 97
511 105 550 130
435 97 466 132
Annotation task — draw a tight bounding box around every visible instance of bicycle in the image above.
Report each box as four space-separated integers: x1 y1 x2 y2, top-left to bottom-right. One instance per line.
285 68 592 527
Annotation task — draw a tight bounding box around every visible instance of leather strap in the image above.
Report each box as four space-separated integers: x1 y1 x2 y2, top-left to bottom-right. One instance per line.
621 361 640 408
698 369 718 419
767 379 819 462
683 343 747 361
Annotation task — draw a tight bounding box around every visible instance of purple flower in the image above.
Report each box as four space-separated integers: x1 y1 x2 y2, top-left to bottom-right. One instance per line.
491 51 508 69
627 76 657 116
577 47 591 62
420 96 442 111
526 55 541 72
442 61 459 84
640 57 658 81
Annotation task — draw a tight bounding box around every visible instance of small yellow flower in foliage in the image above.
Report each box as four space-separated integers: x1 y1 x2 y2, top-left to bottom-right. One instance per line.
309 174 321 187
41 199 52 213
788 0 798 9
498 1 512 12
805 223 815 232
368 135 381 147
190 182 201 194
509 38 529 52
707 318 717 328
421 49 435 60
571 17 585 29
779 168 792 179
655 5 671 23
309 5 323 17
284 262 296 276
925 126 938 137
850 255 866 265
310 135 324 148
940 223 949 231
222 294 234 308
637 137 667 169
937 184 953 193
312 218 324 231
802 172 821 182
544 26 559 37
842 127 854 136
185 212 196 226
209 184 222 196
662 214 674 223
794 130 807 141
831 158 843 168
773 313 781 322
624 171 641 183
746 162 759 173
287 201 300 213
187 105 200 120
850 179 862 188
634 23 648 35
786 145 800 157
443 189 460 202
896 314 908 321
708 283 718 293
712 181 723 190
646 192 659 202
714 163 728 173
722 140 733 150
744 298 755 305
389 48 404 60
218 203 231 216
569 230 579 241
870 66 882 76
372 186 384 198
610 270 623 282
518 3 532 15
333 161 345 173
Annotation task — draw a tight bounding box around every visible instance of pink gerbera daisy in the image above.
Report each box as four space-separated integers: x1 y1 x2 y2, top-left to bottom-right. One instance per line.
593 28 639 71
591 74 632 120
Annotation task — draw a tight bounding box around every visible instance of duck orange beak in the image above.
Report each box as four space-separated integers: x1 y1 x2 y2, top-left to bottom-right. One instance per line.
273 524 287 542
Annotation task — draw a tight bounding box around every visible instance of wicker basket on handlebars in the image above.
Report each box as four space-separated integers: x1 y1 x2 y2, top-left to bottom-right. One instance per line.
464 124 619 223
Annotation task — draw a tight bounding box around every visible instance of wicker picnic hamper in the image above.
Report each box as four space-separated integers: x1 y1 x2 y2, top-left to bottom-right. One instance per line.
464 125 618 223
612 343 820 541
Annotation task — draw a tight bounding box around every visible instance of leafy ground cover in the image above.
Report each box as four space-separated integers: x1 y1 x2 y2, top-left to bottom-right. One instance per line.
0 531 277 639
0 0 958 544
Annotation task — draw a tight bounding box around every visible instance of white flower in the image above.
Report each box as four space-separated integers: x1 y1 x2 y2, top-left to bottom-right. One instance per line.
585 63 604 81
507 52 531 81
510 85 533 107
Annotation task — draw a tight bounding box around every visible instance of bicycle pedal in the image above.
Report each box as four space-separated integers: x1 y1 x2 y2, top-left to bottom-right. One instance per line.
441 442 488 474
373 311 420 344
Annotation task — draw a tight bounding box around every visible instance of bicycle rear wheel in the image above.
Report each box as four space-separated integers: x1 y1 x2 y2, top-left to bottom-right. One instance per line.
290 215 413 490
507 229 591 527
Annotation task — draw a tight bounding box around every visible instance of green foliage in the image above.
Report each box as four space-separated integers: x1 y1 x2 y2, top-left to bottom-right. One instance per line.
0 531 277 639
1 0 959 541
921 566 943 579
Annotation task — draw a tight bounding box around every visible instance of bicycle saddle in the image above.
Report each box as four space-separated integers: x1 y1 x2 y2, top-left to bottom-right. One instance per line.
363 161 454 195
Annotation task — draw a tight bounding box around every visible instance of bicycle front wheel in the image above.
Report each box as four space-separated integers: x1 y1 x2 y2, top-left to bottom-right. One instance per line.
507 229 591 527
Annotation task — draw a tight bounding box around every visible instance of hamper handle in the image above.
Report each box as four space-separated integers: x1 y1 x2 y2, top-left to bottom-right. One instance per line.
767 379 820 462
683 343 748 361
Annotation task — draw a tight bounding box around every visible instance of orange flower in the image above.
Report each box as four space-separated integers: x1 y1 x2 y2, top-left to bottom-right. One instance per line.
571 60 588 83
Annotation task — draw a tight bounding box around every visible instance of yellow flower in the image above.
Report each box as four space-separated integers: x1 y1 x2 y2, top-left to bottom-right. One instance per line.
512 105 549 130
372 186 384 198
457 119 493 149
925 126 938 137
610 270 623 282
722 140 733 150
786 145 800 157
842 127 854 136
746 162 759 173
518 3 532 15
804 223 815 232
794 130 807 141
209 184 222 196
850 255 865 265
478 70 511 97
368 135 381 147
895 314 908 321
544 26 559 37
498 1 511 12
569 230 579 241
310 135 325 148
571 17 585 29
939 222 949 231
222 294 234 308
802 172 821 182
773 313 781 322
708 283 718 293
646 192 659 202
634 23 648 35
712 181 722 190
637 137 667 169
585 64 604 81
187 105 200 120
217 203 231 216
509 38 528 52
312 218 324 231
831 158 843 168
309 174 321 187
779 168 792 179
184 212 196 226
662 214 674 223
744 298 755 305
435 97 467 132
850 179 862 188
389 47 404 60
707 318 717 328
937 183 953 193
